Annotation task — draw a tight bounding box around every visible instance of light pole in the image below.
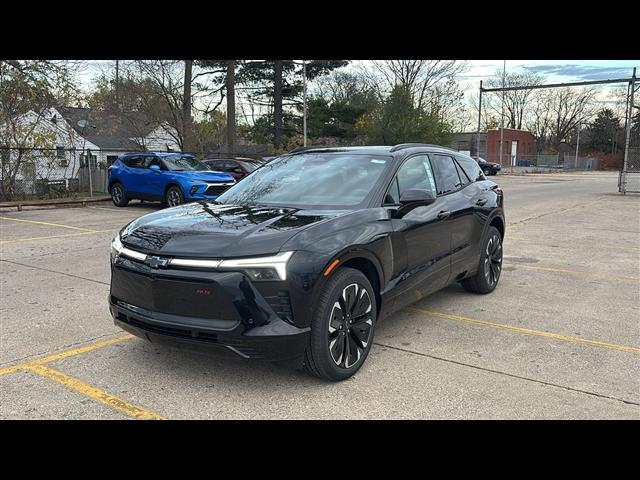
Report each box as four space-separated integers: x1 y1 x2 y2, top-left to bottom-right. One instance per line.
499 60 506 167
303 60 307 147
575 123 580 168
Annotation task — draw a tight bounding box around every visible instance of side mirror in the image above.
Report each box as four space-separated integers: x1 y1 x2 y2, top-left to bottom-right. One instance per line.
399 188 436 205
149 165 161 172
394 188 436 217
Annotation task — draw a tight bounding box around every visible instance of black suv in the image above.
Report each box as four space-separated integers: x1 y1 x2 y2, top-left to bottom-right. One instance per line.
109 144 505 381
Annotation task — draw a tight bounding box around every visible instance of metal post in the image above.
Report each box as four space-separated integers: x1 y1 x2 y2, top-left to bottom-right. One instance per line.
476 80 483 158
303 60 307 147
499 60 506 166
622 68 636 192
575 124 580 168
87 148 93 198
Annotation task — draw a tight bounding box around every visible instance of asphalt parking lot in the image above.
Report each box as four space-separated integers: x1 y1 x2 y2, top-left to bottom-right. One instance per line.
1 171 639 419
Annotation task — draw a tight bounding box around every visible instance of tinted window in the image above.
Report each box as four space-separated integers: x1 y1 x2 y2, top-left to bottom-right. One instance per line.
456 155 484 182
144 156 163 169
123 156 145 168
454 160 471 187
429 154 463 195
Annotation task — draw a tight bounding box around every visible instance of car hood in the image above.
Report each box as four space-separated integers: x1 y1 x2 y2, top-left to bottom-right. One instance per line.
120 202 346 258
171 170 235 182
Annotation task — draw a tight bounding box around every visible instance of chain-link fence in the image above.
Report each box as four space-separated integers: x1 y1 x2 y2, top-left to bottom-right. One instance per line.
485 153 601 172
0 146 271 202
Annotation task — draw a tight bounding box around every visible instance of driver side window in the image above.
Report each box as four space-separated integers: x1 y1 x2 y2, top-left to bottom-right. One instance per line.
384 155 437 205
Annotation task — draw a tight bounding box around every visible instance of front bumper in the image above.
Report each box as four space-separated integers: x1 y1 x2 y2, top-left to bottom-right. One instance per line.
109 257 309 361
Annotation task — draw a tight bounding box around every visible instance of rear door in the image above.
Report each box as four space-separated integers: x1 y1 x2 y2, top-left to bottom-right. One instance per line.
120 155 146 195
429 153 479 279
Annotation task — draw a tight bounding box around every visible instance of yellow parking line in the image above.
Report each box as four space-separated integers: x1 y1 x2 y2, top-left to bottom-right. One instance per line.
0 216 96 232
503 262 639 283
0 334 134 377
0 229 117 244
25 364 166 420
405 306 640 354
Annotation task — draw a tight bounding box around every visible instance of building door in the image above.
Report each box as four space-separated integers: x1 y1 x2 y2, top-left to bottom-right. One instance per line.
511 140 518 166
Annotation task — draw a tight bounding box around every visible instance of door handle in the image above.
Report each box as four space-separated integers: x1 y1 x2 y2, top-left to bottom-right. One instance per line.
437 210 450 219
476 199 488 206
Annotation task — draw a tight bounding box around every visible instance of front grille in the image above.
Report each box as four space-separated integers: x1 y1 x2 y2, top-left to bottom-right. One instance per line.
204 184 232 196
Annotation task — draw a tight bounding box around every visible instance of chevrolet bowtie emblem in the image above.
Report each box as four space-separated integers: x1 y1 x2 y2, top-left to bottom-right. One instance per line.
146 256 170 269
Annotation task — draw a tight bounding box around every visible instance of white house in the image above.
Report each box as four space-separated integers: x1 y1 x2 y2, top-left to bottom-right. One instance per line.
0 106 180 196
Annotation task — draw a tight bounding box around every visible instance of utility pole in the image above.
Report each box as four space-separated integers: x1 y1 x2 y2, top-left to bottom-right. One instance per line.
303 60 307 147
274 60 283 149
182 60 193 153
226 60 236 155
476 80 483 158
499 60 506 166
115 60 119 110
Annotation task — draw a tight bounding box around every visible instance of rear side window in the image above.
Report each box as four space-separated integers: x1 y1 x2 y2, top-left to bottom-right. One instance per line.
122 156 145 168
429 154 463 195
455 155 484 182
454 160 471 187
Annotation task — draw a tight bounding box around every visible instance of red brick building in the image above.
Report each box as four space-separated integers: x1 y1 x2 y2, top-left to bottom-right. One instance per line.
486 128 536 165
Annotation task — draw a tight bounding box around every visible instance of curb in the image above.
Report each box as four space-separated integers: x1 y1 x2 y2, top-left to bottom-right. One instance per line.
0 196 111 212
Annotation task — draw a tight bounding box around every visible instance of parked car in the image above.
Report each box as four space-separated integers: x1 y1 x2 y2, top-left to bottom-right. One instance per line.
108 152 235 207
109 144 505 381
474 156 501 176
203 157 263 181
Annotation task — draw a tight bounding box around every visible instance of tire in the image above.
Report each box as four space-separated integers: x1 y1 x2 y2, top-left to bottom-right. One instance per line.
165 185 184 207
461 226 503 294
304 267 377 381
482 167 492 176
110 182 129 207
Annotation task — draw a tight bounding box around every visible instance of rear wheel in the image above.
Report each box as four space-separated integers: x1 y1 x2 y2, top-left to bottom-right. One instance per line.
110 183 128 207
482 166 492 176
165 186 184 207
461 226 502 294
304 267 377 381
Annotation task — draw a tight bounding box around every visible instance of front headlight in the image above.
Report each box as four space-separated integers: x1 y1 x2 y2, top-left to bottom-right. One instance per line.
111 234 123 261
171 251 295 280
218 251 294 281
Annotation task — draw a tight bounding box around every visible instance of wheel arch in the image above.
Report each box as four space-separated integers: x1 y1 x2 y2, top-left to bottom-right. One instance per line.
333 253 383 315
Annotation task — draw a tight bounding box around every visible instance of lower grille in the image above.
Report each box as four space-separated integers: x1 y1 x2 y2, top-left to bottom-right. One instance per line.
204 184 232 196
116 311 218 343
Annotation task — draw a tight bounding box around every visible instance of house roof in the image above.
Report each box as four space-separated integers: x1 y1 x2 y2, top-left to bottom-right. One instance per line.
57 107 160 150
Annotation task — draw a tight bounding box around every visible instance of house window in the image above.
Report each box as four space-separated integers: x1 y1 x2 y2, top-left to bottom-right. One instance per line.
56 146 65 159
106 155 118 166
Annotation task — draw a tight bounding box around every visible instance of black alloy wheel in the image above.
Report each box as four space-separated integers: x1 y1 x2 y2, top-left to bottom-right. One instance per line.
305 267 377 381
460 226 503 294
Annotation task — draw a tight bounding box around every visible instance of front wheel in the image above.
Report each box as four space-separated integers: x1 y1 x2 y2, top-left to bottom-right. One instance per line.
304 267 377 381
461 226 503 294
165 186 184 207
482 167 492 176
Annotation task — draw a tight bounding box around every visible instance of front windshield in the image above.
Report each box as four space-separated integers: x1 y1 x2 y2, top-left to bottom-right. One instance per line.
162 155 209 171
216 153 391 208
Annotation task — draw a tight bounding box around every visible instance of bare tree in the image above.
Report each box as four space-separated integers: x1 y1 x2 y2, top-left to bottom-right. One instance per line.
362 60 468 112
486 70 546 130
526 87 597 150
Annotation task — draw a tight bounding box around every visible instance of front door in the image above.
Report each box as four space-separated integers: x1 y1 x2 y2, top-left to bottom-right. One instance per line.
387 154 452 309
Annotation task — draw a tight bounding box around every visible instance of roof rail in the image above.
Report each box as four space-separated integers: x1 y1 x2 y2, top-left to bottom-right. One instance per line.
389 143 456 153
287 146 335 154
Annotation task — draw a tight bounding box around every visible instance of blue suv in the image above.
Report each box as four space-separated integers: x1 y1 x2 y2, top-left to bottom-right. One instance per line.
108 152 236 207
